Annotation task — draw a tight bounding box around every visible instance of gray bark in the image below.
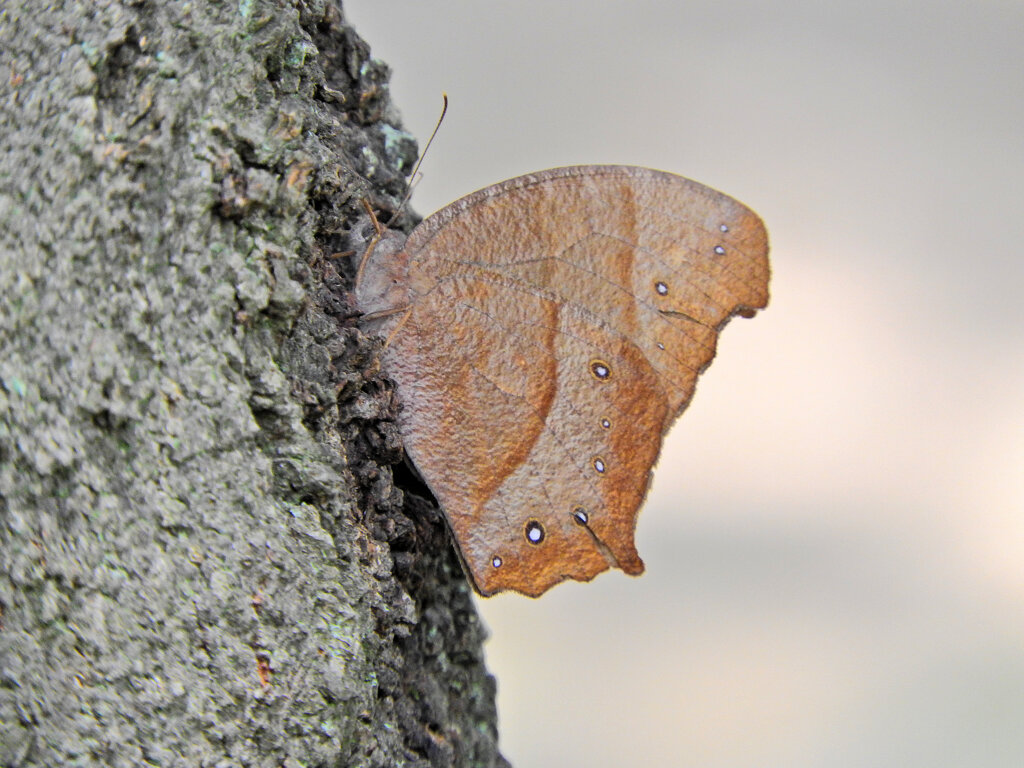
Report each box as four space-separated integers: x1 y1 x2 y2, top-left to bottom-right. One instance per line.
0 2 507 766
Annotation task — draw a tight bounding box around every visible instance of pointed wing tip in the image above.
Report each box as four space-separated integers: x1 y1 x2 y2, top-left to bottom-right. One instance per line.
735 301 768 319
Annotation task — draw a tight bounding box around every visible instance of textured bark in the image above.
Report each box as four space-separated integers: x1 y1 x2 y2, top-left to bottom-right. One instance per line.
0 2 507 766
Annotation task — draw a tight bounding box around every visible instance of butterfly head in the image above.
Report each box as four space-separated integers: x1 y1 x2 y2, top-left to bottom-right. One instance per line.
350 214 412 320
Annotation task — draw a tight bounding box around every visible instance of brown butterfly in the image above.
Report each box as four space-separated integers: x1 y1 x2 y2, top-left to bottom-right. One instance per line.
354 165 769 597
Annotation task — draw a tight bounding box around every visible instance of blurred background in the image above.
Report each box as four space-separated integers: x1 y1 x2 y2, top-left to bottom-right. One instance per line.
345 2 1024 766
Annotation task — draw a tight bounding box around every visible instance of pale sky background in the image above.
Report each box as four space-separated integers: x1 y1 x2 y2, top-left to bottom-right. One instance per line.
344 2 1024 766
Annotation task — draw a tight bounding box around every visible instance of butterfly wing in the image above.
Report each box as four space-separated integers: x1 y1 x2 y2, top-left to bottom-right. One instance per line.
372 166 769 596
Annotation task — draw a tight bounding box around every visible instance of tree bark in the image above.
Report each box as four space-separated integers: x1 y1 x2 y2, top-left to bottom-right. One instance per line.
0 2 508 766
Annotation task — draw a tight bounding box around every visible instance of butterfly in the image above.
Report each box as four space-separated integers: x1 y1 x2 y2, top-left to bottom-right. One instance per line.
353 165 769 596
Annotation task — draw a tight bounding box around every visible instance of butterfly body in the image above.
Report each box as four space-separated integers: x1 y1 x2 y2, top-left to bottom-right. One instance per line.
354 165 769 597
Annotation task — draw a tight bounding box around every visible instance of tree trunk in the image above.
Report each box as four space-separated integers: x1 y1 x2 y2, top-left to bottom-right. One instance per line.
0 2 508 766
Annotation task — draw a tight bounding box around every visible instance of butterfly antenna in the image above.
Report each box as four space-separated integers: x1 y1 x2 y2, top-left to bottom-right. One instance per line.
357 94 447 292
385 93 448 228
